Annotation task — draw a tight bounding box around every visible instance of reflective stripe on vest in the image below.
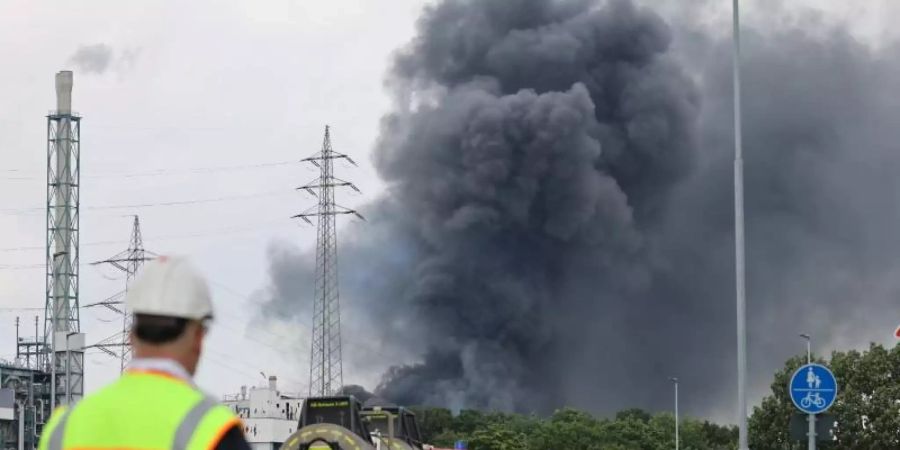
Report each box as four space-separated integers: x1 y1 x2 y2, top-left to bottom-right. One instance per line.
173 396 221 450
39 371 240 450
47 408 73 450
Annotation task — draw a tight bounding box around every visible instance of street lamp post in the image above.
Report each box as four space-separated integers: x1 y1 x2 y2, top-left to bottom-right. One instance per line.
732 1 748 448
670 377 679 450
800 333 815 450
800 333 811 364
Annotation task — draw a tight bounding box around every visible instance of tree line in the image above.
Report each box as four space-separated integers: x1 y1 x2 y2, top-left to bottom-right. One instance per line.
411 407 736 449
407 343 898 449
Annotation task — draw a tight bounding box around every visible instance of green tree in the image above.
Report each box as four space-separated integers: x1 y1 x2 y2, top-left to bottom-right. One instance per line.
749 355 807 449
528 408 606 450
598 414 662 450
699 421 738 449
453 409 487 435
615 408 652 423
409 406 737 449
410 407 453 443
750 343 900 448
431 430 466 448
468 423 527 450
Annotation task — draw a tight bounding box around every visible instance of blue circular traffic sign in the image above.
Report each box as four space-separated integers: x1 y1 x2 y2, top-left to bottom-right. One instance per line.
789 363 838 414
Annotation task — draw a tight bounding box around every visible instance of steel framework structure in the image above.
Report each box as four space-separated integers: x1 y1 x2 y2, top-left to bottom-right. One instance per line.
16 316 44 370
88 216 153 372
44 95 83 408
294 126 362 397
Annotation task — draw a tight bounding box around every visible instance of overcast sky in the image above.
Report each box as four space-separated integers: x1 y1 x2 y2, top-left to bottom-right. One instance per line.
0 0 425 398
1 0 899 421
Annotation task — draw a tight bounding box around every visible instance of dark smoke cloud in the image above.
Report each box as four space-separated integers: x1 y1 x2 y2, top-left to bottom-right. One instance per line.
339 385 376 404
366 0 701 413
259 0 900 419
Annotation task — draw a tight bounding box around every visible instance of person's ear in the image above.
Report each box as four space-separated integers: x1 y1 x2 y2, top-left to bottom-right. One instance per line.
193 322 205 352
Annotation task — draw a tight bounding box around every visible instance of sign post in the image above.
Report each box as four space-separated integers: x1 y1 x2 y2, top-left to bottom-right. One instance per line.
789 364 838 450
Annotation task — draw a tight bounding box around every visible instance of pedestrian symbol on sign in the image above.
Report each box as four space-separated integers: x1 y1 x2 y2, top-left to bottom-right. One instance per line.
789 364 837 415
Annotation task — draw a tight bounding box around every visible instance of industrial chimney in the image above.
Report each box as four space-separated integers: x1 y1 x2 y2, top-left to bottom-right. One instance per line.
268 376 277 391
55 71 73 114
46 69 84 409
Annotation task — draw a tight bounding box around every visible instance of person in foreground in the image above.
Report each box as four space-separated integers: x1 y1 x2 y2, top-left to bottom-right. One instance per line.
39 255 250 450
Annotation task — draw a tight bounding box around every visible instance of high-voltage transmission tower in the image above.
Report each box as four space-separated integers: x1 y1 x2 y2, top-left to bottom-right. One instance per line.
44 71 85 409
294 125 363 397
87 216 154 373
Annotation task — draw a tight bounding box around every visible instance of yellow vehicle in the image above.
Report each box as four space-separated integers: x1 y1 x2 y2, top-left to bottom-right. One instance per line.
278 396 426 450
361 402 424 450
280 396 375 450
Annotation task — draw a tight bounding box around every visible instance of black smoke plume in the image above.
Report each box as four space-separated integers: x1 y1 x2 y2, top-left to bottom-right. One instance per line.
260 0 900 418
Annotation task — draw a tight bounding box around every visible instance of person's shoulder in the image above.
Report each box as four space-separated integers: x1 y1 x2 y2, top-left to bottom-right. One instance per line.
43 404 70 428
208 400 241 425
75 378 123 406
213 425 251 450
203 402 247 450
62 377 135 420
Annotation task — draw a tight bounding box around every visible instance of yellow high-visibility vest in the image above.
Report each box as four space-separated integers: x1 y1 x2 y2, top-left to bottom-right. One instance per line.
38 369 241 450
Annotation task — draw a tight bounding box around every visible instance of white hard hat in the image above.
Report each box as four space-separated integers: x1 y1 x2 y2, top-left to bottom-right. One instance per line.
125 255 213 321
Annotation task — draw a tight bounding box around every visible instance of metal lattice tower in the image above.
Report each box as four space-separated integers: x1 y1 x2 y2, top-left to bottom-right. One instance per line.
88 216 154 372
44 71 84 408
294 126 362 397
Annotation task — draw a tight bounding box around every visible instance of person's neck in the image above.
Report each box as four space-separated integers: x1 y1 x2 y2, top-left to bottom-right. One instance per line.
129 356 193 381
133 349 193 376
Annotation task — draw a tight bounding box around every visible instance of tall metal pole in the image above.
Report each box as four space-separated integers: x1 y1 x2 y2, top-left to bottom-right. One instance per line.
671 377 679 450
800 333 815 450
732 1 748 448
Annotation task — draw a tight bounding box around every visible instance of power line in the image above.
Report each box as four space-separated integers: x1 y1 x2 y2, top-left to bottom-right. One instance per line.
0 262 94 271
202 348 308 392
0 218 291 254
87 190 292 210
0 262 44 267
141 219 289 243
207 277 398 364
0 189 294 215
0 306 44 312
0 160 301 182
0 240 122 253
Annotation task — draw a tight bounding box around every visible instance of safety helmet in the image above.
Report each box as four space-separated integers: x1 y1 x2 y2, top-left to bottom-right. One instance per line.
125 255 213 321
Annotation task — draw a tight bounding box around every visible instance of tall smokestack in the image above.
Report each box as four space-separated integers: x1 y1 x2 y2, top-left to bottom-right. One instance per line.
55 71 73 114
46 69 83 408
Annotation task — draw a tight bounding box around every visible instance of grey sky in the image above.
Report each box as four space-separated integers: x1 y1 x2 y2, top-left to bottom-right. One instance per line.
1 0 898 423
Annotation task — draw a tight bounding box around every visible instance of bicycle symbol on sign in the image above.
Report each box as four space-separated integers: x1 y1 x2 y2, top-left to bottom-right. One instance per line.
800 392 826 409
790 363 837 414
